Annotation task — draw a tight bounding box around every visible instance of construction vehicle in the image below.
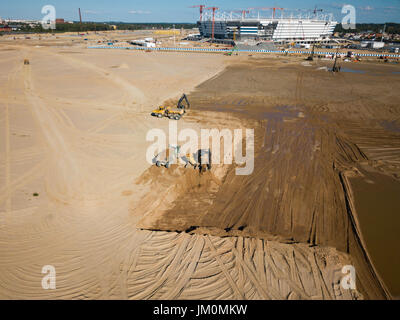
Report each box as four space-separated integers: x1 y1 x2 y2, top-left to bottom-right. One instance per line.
176 93 190 110
225 46 238 56
24 59 30 65
331 47 341 72
151 94 190 120
183 152 198 169
150 106 184 120
154 145 180 169
151 106 168 118
197 149 212 172
182 149 212 172
166 108 185 120
306 41 317 61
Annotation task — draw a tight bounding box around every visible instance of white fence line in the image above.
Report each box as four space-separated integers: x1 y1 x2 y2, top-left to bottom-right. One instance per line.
87 45 400 58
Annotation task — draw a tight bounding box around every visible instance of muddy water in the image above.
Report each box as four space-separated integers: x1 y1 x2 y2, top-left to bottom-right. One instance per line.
350 170 400 298
341 67 367 74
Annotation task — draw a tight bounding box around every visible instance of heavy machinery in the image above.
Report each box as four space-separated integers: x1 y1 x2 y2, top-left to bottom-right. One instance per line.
183 152 198 169
331 47 341 73
197 149 212 172
306 41 317 61
166 107 185 120
225 46 238 56
176 93 190 110
154 145 180 168
151 94 190 120
151 106 167 118
24 59 30 65
150 106 184 120
181 149 212 172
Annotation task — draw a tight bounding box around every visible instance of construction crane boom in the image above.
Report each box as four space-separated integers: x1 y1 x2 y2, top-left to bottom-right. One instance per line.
248 7 284 19
232 10 250 20
189 5 206 22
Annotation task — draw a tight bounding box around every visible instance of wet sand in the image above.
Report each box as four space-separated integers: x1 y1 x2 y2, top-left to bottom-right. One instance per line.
350 167 400 298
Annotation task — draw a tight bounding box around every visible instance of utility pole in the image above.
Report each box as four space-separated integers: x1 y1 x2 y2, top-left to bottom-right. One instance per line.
78 8 82 34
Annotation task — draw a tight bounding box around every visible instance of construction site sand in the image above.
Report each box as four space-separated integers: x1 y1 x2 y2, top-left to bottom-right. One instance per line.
137 58 400 299
0 38 397 299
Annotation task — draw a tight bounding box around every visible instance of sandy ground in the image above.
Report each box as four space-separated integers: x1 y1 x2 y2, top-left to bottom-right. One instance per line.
0 36 397 299
136 57 400 299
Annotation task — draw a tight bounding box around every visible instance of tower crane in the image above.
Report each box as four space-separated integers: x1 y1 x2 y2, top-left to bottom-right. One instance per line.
189 5 206 22
205 7 219 40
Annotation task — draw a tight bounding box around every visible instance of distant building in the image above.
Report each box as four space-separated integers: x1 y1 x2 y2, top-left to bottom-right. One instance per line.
0 25 11 32
198 9 337 43
8 25 21 31
56 18 65 24
361 41 385 49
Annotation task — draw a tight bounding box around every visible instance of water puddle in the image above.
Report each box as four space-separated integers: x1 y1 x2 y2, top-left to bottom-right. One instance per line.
341 68 367 74
380 120 400 133
350 169 400 298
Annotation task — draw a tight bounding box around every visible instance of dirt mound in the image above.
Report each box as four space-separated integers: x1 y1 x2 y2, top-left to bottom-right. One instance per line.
136 164 224 231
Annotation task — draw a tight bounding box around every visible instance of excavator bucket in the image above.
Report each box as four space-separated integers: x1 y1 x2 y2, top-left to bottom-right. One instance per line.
177 94 190 110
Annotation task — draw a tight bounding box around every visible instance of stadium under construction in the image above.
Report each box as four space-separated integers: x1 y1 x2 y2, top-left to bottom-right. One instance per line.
197 8 338 44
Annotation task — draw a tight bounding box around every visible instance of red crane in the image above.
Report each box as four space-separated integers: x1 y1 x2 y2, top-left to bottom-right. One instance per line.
205 7 219 40
248 7 284 19
189 5 206 22
232 10 250 20
271 7 284 18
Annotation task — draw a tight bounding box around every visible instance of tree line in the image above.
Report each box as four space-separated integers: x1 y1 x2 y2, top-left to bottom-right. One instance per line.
11 22 197 33
335 23 400 34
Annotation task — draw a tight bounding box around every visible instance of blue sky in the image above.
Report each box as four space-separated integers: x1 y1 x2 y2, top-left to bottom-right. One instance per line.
1 0 400 23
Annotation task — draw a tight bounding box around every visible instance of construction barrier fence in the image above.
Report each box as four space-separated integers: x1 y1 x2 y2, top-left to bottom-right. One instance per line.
87 45 400 58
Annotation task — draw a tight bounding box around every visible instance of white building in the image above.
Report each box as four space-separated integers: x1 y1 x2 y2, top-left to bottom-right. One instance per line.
198 9 337 43
361 41 385 49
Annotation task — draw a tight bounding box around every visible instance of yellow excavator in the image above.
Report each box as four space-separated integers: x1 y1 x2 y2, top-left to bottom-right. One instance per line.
151 94 190 120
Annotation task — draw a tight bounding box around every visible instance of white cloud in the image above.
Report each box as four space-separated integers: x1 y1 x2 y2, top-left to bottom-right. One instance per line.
129 10 151 15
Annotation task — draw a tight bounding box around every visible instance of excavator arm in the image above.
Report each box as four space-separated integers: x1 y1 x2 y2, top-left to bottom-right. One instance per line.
177 94 190 110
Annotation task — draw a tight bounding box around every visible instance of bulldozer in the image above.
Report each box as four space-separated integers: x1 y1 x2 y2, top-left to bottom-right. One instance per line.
153 145 180 168
198 149 212 172
183 149 212 172
151 94 190 120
